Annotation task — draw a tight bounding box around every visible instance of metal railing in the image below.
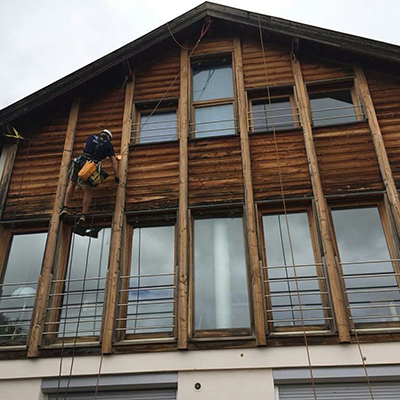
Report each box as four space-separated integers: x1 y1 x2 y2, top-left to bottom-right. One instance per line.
44 276 106 339
311 104 365 125
0 281 37 343
190 116 237 138
132 119 178 143
116 272 176 336
262 262 333 329
248 105 300 132
340 258 400 327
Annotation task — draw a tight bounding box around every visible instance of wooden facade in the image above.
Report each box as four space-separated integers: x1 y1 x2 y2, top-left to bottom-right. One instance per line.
1 4 400 360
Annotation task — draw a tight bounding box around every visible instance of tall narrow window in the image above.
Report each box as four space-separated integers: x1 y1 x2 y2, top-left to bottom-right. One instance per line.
331 206 400 325
118 225 176 338
48 227 111 339
0 232 46 344
193 217 251 333
262 212 330 330
191 59 236 138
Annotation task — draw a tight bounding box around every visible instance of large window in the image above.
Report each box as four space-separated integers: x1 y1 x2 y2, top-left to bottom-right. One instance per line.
250 96 299 133
331 205 400 326
309 88 363 127
191 58 236 138
117 224 176 339
193 216 251 334
261 210 331 331
0 231 47 344
45 227 111 341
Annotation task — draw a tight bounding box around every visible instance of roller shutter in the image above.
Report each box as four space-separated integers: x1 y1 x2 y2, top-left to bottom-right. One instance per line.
277 382 400 399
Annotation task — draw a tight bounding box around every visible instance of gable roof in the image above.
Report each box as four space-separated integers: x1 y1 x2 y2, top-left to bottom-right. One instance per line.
1 1 400 126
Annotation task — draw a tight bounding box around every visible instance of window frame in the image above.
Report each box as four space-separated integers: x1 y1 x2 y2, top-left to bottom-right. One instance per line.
132 100 179 145
43 222 112 346
0 226 47 346
189 208 254 339
116 218 178 342
306 79 365 128
189 53 238 139
328 199 400 331
257 203 333 334
248 91 300 134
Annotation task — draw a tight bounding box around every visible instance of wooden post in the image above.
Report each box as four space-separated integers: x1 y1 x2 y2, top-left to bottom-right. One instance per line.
28 97 80 357
101 78 135 354
233 36 267 346
177 47 189 349
0 142 18 219
354 65 400 238
291 55 351 343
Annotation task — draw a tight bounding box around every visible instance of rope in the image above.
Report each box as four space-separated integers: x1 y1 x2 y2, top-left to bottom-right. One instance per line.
257 14 318 400
167 23 192 50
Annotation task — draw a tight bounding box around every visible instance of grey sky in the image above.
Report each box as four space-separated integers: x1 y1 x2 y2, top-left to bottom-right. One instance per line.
0 0 399 110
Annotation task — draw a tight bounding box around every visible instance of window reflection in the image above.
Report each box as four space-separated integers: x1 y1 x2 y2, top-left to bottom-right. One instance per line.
310 90 359 127
194 217 250 331
125 226 175 335
0 232 46 343
194 104 235 138
332 207 400 324
263 213 326 327
138 111 177 144
58 227 110 338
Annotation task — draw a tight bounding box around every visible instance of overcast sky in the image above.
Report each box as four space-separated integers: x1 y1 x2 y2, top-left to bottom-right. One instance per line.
1 0 399 111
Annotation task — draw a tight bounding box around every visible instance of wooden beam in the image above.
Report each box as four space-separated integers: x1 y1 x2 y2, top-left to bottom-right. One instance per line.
291 55 351 343
101 78 135 354
0 142 18 219
233 36 267 346
354 65 400 238
177 47 189 349
27 97 80 357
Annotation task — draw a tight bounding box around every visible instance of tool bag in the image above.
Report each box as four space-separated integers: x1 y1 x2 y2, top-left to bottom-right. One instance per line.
78 160 97 181
88 166 109 187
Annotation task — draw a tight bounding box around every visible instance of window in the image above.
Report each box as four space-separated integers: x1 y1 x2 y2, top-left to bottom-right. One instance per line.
133 109 178 144
191 58 236 138
45 227 111 341
250 96 299 132
261 210 331 331
117 224 176 339
309 88 363 127
193 216 251 334
331 205 400 326
0 231 47 344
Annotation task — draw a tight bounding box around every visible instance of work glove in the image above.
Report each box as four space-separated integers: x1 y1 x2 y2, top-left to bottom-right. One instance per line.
115 177 120 184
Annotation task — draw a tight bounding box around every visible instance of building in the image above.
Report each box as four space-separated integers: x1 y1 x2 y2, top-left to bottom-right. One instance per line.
1 2 400 398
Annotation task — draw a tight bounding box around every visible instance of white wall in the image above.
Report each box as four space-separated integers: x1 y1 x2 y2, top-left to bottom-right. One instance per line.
0 378 45 400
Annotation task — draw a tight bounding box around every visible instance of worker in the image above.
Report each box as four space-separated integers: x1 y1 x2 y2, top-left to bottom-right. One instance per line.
60 129 120 225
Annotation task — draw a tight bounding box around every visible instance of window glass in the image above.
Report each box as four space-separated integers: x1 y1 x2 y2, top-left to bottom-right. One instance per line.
194 104 235 138
332 207 400 324
0 232 46 343
263 213 326 327
194 217 250 331
310 90 358 127
58 227 111 337
126 226 175 334
192 65 234 101
139 111 177 144
252 98 295 132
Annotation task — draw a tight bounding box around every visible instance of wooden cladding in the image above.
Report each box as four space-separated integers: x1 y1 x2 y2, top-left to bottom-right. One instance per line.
126 142 180 211
71 86 124 213
300 56 354 82
188 137 244 206
2 109 69 220
241 35 294 89
365 69 400 189
191 36 234 56
250 131 312 200
314 122 384 194
133 49 180 102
